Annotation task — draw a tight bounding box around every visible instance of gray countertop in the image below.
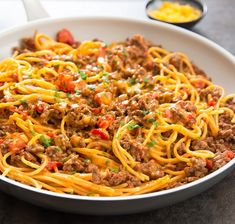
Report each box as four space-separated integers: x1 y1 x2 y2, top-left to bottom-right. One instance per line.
0 0 234 223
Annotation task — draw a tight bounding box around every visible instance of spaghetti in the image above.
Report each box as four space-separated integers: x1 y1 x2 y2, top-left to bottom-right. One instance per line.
0 29 234 196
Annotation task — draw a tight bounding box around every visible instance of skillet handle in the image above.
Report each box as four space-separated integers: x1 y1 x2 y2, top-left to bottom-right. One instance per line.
22 0 49 21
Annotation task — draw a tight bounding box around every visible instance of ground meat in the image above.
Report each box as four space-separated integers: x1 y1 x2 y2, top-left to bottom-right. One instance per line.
212 151 231 171
135 160 165 179
190 113 235 155
103 170 128 186
66 106 97 130
10 151 38 165
153 86 175 103
178 100 197 113
143 60 160 75
217 113 235 142
25 144 45 154
70 135 86 147
45 146 68 162
166 100 197 128
128 92 159 115
40 108 63 127
169 54 182 70
87 164 103 184
192 139 210 151
125 35 151 59
62 154 85 172
103 170 141 187
0 123 18 134
13 37 36 53
224 98 235 112
184 158 208 178
21 151 38 163
0 108 13 119
199 87 222 101
120 135 148 162
54 134 71 150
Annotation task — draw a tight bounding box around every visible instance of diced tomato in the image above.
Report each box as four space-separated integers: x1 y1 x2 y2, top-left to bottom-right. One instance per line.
35 103 46 113
90 107 101 114
187 113 195 121
206 159 213 170
130 103 138 110
47 132 55 138
208 100 216 106
163 109 171 118
56 29 74 45
7 134 27 152
224 150 234 160
76 80 86 90
90 128 109 140
46 161 62 171
94 92 112 105
99 46 106 58
193 80 206 89
97 115 114 129
55 73 75 93
0 82 3 86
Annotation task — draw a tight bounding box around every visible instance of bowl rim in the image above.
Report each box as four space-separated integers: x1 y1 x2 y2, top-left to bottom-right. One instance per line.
0 16 234 201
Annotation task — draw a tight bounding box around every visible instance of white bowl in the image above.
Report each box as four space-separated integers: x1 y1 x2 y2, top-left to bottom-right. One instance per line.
0 17 234 215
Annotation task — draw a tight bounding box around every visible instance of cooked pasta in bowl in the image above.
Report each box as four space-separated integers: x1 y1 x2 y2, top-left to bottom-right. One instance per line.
0 28 234 197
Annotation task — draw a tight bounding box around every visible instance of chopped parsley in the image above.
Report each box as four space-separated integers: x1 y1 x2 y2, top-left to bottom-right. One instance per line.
110 167 119 173
19 99 27 104
143 111 150 116
102 71 109 76
153 121 159 127
143 77 150 83
147 118 155 123
79 70 87 80
128 122 140 130
148 140 156 148
40 135 53 148
129 78 136 85
75 89 80 95
66 93 71 98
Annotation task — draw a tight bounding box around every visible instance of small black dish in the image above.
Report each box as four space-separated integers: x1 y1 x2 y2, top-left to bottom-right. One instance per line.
146 0 207 29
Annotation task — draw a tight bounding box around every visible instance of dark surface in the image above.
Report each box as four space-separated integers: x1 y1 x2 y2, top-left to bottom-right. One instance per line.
0 0 235 223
